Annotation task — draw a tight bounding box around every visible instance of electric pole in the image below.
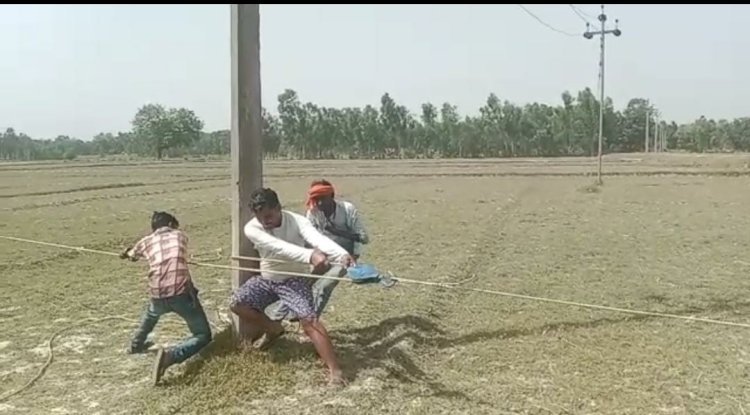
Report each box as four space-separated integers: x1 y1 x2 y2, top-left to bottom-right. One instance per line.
231 4 263 341
659 127 662 152
645 110 650 153
584 4 621 185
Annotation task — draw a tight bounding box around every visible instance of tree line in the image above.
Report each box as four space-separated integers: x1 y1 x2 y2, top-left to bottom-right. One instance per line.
2 88 749 161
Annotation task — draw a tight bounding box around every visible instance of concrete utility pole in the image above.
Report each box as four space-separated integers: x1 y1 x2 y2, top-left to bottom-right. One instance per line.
654 116 660 152
230 4 263 340
658 126 662 152
584 4 621 185
645 109 650 153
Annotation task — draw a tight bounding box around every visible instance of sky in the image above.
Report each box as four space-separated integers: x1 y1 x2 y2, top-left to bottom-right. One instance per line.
1 4 749 140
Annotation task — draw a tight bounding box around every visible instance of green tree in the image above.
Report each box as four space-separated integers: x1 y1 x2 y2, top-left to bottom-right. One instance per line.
131 104 204 160
9 86 750 162
617 98 652 152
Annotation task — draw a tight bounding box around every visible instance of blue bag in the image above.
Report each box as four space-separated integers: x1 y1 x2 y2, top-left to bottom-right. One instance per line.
346 263 397 288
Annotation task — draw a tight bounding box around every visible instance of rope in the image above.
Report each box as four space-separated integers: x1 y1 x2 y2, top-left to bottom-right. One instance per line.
0 235 122 257
3 234 750 330
221 262 750 327
0 316 137 402
0 235 233 402
0 312 226 402
3 234 748 401
229 255 469 287
219 259 750 329
453 287 750 329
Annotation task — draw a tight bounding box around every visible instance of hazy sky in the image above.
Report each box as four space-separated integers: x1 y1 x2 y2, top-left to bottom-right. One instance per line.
1 4 749 139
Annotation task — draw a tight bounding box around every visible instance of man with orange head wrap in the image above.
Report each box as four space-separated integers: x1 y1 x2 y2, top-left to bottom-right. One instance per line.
303 179 369 317
264 179 369 323
305 179 369 259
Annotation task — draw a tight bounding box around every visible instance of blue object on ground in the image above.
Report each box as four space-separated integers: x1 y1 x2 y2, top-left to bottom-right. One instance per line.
346 263 397 288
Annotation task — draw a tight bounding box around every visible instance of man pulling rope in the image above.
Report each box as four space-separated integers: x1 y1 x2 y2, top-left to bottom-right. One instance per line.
120 211 212 386
229 187 354 386
266 179 372 322
3 231 750 396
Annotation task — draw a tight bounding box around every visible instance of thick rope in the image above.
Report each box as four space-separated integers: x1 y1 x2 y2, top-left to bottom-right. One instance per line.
1 235 122 257
0 316 137 402
0 235 232 401
0 312 227 402
231 254 477 286
3 234 750 331
225 257 468 287
215 262 750 329
455 286 750 329
2 235 749 400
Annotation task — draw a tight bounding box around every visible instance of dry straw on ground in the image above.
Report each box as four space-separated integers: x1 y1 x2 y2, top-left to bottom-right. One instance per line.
1 153 749 414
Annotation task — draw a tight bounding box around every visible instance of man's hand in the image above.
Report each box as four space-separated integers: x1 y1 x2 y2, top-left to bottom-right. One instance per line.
324 224 360 242
341 254 356 268
119 247 132 260
310 248 330 274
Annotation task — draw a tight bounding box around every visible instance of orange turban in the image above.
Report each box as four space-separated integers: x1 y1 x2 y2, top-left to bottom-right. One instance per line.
306 183 335 209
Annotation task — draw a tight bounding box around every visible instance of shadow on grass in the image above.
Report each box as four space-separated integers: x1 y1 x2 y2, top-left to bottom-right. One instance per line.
263 314 478 403
390 297 750 353
150 326 295 414
173 327 239 386
157 296 750 412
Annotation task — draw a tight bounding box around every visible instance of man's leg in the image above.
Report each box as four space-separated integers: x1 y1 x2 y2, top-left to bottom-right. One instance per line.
130 299 165 354
165 289 213 365
229 278 284 344
312 265 346 317
276 278 345 385
264 300 294 322
300 318 345 385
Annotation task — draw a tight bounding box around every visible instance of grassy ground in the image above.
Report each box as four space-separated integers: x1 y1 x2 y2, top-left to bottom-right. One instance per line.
1 153 750 414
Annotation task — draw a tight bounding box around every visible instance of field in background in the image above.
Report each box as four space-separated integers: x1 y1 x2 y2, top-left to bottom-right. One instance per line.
1 153 750 414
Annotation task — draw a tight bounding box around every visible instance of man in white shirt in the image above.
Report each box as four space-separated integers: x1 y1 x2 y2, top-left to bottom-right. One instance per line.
229 187 353 386
304 179 369 317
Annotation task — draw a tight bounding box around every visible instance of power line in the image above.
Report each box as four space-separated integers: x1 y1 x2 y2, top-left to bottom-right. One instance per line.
568 4 590 24
571 4 596 19
517 4 578 37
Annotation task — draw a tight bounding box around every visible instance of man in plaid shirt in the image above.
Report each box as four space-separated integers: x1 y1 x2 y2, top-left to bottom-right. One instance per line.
121 211 212 385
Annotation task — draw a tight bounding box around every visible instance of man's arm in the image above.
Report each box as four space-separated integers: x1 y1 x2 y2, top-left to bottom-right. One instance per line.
121 235 149 261
347 205 369 245
348 205 369 258
296 214 349 260
244 222 314 264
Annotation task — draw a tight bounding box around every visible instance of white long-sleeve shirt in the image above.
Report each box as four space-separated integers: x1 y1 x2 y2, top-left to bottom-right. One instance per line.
244 210 349 281
306 200 370 257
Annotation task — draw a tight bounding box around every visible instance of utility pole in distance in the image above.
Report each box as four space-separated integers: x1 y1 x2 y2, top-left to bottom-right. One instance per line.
584 4 621 185
645 109 650 153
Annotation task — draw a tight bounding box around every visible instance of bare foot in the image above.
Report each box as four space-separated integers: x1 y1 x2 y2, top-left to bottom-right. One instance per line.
254 323 285 350
297 333 311 344
328 370 348 388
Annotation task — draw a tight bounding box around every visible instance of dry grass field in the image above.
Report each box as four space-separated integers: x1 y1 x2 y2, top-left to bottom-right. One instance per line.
1 153 750 414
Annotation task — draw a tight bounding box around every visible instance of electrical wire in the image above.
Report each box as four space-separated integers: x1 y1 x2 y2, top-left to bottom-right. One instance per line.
517 4 579 37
